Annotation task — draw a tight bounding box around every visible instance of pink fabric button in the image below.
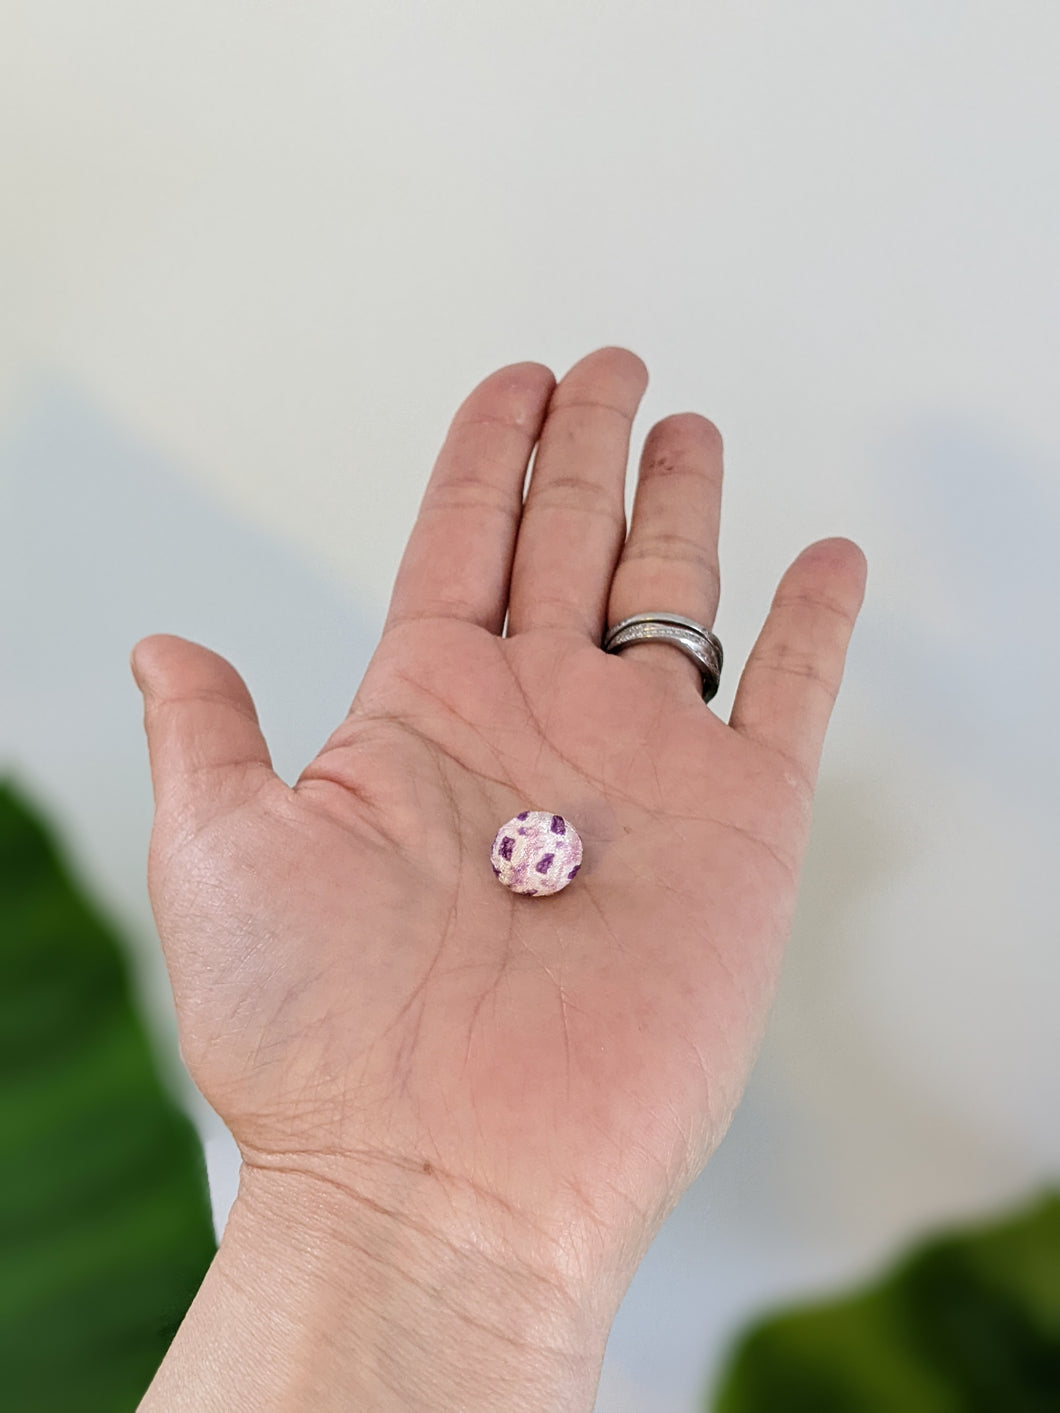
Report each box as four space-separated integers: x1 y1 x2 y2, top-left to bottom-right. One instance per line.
490 811 583 896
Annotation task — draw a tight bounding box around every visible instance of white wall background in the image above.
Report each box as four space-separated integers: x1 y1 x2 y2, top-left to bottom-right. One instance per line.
3 4 1058 1408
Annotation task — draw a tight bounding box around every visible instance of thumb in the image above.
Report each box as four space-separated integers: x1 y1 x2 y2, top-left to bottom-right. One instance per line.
130 634 276 824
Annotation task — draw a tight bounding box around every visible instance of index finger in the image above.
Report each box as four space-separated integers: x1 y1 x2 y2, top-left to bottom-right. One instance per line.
382 362 556 637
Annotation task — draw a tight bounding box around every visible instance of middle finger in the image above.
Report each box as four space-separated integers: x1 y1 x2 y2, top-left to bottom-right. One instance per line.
505 346 649 640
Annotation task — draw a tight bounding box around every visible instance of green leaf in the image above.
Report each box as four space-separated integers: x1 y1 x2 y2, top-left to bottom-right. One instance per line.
712 1190 1060 1412
0 775 217 1412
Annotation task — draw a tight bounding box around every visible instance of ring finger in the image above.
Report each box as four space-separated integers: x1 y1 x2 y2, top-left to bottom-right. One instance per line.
605 412 724 698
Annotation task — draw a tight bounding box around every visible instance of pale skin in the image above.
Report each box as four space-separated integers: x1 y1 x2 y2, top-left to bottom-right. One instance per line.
132 346 867 1410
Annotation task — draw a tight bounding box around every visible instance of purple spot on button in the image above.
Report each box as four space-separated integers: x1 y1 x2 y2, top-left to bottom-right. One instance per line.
535 853 555 874
516 811 529 820
498 836 514 861
517 827 527 835
550 815 566 835
567 864 580 879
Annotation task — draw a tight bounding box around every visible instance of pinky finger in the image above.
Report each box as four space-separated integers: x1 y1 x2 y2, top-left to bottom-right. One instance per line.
728 538 868 791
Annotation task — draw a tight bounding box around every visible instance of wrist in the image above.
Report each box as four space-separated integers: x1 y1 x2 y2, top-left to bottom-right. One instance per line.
140 1159 611 1412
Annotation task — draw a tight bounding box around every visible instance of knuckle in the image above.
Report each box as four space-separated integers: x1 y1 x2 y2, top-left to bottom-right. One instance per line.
760 643 837 695
776 588 858 628
546 395 634 425
424 480 519 524
624 530 719 577
531 475 625 526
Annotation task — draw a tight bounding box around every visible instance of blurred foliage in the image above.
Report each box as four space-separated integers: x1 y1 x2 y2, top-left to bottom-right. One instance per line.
0 776 217 1412
712 1189 1060 1411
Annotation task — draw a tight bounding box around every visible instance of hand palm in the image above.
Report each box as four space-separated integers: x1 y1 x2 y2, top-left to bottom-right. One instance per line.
134 349 865 1298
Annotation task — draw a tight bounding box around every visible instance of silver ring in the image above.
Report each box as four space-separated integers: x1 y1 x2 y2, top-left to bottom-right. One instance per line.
602 612 723 704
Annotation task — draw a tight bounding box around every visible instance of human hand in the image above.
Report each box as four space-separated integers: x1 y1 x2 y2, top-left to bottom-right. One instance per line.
132 347 866 1409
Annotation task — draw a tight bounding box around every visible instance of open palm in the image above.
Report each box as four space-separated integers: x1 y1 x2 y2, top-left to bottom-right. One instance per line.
132 347 866 1307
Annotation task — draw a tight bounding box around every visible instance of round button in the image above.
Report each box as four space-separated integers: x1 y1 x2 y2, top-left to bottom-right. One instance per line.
490 811 583 896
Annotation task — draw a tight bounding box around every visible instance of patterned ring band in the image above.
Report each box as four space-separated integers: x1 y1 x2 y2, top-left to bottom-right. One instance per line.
602 612 724 704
